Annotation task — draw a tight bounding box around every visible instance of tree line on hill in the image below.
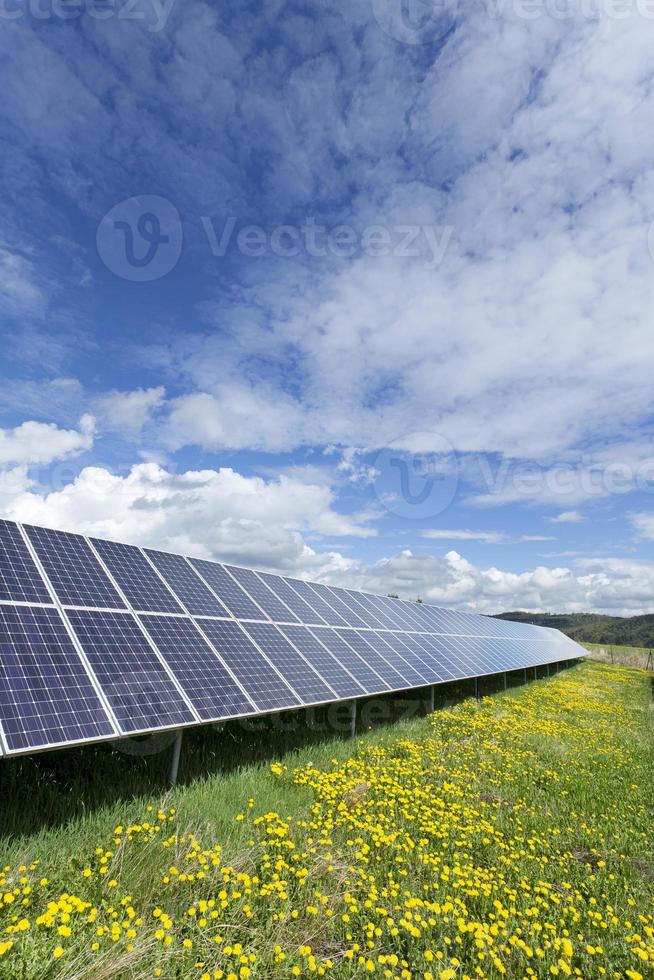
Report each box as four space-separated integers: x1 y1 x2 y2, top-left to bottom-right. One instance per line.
492 611 654 648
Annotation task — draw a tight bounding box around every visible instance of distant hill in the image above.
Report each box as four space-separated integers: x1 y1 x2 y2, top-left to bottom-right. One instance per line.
492 611 654 648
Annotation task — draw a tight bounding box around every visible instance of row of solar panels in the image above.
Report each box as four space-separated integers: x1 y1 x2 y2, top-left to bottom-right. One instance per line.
0 520 583 757
5 520 544 638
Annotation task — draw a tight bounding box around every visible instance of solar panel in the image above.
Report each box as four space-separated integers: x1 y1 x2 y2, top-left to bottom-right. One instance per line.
190 560 267 621
90 538 184 614
138 615 255 720
145 549 231 618
330 588 383 627
373 631 433 683
197 618 301 712
379 596 435 631
309 628 392 695
0 519 585 759
398 633 457 680
284 577 348 626
0 605 115 751
25 525 125 610
278 625 366 699
225 566 300 623
308 583 369 628
366 631 428 686
242 621 335 704
344 630 415 688
347 591 399 630
258 572 327 624
0 520 52 605
65 609 196 733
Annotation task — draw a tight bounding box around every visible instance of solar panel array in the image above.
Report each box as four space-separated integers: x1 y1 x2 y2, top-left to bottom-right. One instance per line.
0 519 584 757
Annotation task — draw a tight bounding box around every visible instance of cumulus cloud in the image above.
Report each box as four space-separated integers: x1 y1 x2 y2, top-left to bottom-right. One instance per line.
0 456 647 614
0 415 95 466
346 550 654 617
4 461 375 566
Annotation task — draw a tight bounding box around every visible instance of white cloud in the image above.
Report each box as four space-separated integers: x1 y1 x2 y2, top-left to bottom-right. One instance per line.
548 510 585 524
630 512 654 540
4 461 375 569
0 456 651 614
164 389 309 453
0 415 94 466
345 550 654 617
422 528 505 543
0 248 45 318
133 10 654 510
95 386 166 433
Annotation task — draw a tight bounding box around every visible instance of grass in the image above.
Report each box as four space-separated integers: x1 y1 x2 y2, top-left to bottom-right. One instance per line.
584 644 654 671
0 661 652 979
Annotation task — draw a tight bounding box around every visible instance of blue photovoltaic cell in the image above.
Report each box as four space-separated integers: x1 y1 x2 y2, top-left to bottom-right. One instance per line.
347 589 397 629
190 560 267 621
330 588 382 628
391 633 456 681
25 525 125 610
258 573 327 624
0 518 585 757
309 583 368 627
345 630 412 689
309 628 391 694
369 595 419 631
0 605 115 751
284 578 349 627
146 549 231 617
91 538 183 614
226 566 300 623
372 631 430 685
139 615 255 720
66 609 195 733
0 520 51 605
198 618 301 712
279 625 365 699
243 621 334 704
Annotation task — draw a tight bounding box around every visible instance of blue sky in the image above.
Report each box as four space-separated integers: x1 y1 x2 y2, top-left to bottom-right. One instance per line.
1 0 654 613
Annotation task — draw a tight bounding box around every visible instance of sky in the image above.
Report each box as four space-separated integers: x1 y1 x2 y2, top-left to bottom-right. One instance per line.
1 0 654 615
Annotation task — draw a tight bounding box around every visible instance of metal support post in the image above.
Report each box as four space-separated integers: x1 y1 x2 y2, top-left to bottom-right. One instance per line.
503 672 508 690
427 686 435 713
349 699 357 737
169 730 183 788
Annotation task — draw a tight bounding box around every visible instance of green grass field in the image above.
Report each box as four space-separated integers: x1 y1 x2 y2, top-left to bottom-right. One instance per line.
0 661 652 979
584 644 653 671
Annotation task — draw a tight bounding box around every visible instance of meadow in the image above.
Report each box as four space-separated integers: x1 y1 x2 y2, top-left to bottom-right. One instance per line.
0 661 652 979
584 644 654 671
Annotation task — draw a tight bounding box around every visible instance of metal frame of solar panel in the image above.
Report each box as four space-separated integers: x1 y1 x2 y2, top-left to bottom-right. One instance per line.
0 520 585 769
